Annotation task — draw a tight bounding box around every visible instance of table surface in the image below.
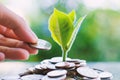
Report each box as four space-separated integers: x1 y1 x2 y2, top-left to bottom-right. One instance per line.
0 62 119 80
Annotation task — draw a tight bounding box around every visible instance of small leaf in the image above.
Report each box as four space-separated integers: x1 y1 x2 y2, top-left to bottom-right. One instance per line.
67 15 86 51
49 9 74 50
68 10 76 23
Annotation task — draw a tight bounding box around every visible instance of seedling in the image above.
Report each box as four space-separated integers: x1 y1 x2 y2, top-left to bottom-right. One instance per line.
49 9 86 61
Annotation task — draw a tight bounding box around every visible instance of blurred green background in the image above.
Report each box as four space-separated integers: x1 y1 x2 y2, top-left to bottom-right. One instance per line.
1 0 120 62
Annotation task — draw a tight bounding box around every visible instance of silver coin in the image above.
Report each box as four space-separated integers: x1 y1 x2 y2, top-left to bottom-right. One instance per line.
77 67 99 78
35 65 42 70
21 74 44 80
19 70 34 77
82 76 101 80
55 62 75 69
42 75 66 80
41 59 51 64
67 59 86 64
35 64 47 70
30 39 52 50
79 62 87 67
27 67 35 72
47 70 67 78
99 71 113 79
50 57 71 64
47 64 56 70
93 68 104 73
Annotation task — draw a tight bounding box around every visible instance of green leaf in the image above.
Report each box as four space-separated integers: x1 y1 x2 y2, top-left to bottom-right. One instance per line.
68 10 76 23
49 9 74 50
67 15 86 51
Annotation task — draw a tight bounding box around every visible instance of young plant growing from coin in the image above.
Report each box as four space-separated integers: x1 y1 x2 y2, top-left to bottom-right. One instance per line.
49 9 86 61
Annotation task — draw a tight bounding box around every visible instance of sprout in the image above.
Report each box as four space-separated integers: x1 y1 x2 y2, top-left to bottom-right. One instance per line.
49 8 86 61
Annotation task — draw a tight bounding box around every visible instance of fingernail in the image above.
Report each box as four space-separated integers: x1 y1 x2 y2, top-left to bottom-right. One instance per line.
31 50 38 55
32 31 38 39
28 28 38 43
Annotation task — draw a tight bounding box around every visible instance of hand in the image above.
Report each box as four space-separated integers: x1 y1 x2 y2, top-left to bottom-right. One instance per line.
0 4 38 61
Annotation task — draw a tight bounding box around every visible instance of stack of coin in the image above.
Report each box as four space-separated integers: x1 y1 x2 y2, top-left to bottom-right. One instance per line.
67 59 86 68
55 62 75 69
19 57 113 80
55 61 77 78
34 64 56 75
1 39 113 80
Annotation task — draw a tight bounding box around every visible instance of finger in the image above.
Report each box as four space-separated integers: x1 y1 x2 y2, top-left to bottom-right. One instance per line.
0 25 6 34
0 52 5 61
0 46 29 60
0 4 38 43
0 34 38 54
0 25 19 39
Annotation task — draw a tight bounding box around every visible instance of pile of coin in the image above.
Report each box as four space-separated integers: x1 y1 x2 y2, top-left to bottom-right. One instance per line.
0 39 113 80
19 57 113 80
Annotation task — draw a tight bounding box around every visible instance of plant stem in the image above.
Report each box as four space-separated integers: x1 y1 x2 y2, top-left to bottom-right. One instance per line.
62 49 68 62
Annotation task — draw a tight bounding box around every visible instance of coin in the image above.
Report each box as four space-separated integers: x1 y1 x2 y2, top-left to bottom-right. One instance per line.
35 64 56 70
47 70 67 78
35 64 55 75
19 67 35 77
67 59 86 64
35 64 47 70
41 59 51 64
19 71 33 77
47 64 56 70
27 67 35 72
93 68 104 73
19 57 113 80
79 62 87 67
29 39 52 50
50 57 71 64
99 72 113 79
20 74 44 80
77 67 99 78
42 75 66 80
55 62 75 69
82 76 101 80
